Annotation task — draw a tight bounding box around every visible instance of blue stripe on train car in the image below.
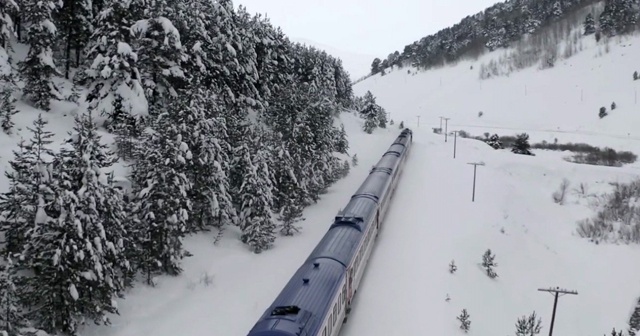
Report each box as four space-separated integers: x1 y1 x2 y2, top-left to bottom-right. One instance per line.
247 259 346 336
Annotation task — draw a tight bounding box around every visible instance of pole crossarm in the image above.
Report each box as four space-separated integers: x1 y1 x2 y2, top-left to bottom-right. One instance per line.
538 287 578 295
538 286 578 336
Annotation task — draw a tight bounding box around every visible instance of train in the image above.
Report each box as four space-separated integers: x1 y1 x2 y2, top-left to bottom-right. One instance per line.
246 128 413 336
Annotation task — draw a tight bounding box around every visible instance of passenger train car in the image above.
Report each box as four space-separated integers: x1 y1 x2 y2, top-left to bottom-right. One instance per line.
247 128 413 336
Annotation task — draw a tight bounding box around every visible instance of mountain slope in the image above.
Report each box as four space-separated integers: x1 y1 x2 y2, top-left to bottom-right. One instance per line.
355 30 640 152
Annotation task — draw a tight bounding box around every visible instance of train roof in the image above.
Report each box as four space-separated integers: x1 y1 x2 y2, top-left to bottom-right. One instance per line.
248 259 346 336
354 171 392 201
306 218 365 266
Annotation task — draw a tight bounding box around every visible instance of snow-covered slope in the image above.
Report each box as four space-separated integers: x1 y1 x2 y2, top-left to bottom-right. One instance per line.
291 37 375 81
354 31 640 152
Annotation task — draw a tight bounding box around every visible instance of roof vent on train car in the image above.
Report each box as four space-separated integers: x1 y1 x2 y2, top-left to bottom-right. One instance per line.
270 305 301 316
303 278 309 284
313 262 320 268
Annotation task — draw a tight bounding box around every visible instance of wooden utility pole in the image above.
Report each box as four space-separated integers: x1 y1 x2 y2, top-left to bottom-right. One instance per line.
537 287 578 336
467 162 485 202
438 116 444 132
443 118 450 142
452 131 459 158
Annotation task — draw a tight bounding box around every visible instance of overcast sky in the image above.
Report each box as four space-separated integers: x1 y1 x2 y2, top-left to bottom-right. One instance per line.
235 0 501 57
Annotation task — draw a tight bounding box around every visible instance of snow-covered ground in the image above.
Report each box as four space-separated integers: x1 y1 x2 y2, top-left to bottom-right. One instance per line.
2 21 640 336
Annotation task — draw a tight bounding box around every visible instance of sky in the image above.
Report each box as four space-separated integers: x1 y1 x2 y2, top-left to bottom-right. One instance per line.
235 0 502 58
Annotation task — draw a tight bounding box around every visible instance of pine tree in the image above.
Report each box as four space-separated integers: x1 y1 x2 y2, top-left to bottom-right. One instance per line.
583 13 596 35
83 0 147 131
20 0 62 111
167 86 234 232
238 129 277 253
515 311 542 336
457 309 471 332
482 249 498 278
449 260 457 273
512 133 533 155
0 256 23 335
58 0 93 78
44 111 131 327
132 13 187 115
0 115 56 256
360 91 380 134
129 112 192 283
0 38 18 134
0 83 18 134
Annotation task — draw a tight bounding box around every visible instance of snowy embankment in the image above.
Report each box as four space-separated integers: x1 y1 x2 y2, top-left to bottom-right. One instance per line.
341 127 640 335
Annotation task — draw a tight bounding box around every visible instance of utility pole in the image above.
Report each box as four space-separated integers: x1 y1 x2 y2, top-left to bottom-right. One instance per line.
438 116 444 133
467 162 485 202
417 115 421 128
452 131 459 158
537 287 578 336
443 118 450 142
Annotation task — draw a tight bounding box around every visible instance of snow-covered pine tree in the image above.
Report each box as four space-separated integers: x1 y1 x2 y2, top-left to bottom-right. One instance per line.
360 91 380 134
43 110 131 326
583 13 596 35
83 0 147 132
266 134 305 236
0 115 56 256
0 139 38 256
238 128 277 253
0 11 18 135
131 11 187 115
165 85 235 232
129 112 192 282
20 0 63 111
0 256 23 335
0 73 18 134
57 0 93 78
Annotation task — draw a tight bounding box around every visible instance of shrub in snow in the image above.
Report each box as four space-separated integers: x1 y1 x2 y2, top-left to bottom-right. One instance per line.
634 71 638 81
611 102 617 110
399 121 404 129
515 311 542 336
449 260 457 273
485 134 504 149
482 249 498 278
552 178 571 205
599 106 608 118
608 328 625 336
457 309 471 332
577 179 640 244
352 154 359 166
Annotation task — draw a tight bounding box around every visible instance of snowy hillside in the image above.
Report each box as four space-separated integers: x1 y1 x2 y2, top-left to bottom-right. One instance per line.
291 37 376 80
355 30 640 152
